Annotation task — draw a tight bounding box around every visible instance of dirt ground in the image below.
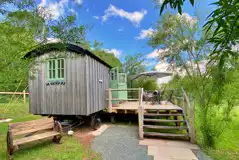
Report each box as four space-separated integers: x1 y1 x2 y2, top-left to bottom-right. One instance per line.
74 126 95 146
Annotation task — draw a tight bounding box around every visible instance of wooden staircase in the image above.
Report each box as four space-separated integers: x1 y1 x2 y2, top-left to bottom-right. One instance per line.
135 88 196 143
142 109 190 140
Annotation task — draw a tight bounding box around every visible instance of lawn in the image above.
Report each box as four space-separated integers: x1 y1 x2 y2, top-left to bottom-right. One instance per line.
0 102 101 160
202 107 239 160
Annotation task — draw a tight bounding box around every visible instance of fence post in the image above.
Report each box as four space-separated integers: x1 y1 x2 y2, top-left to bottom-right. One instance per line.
23 90 26 104
108 88 112 113
189 98 196 143
138 88 144 140
182 87 196 143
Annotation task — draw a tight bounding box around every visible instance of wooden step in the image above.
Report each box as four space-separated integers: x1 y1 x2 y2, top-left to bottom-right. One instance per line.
143 119 185 123
143 125 188 130
13 131 60 146
144 132 189 138
144 113 183 117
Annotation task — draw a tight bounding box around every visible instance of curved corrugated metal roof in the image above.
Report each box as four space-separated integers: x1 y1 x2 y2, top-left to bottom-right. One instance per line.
24 42 112 68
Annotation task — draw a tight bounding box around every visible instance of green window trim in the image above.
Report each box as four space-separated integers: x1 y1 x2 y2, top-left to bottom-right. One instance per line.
46 58 65 81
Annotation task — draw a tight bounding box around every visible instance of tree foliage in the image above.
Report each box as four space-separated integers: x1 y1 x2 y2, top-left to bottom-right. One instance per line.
90 41 122 68
148 13 238 147
49 15 86 43
123 53 146 76
0 2 122 94
158 0 239 69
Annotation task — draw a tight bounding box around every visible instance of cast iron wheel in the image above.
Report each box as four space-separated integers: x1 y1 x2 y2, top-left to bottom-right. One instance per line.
91 116 101 130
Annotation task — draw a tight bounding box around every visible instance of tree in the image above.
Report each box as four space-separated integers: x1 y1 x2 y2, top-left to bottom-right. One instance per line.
49 15 86 43
0 0 34 14
90 40 122 68
122 53 160 90
158 0 239 69
123 53 146 76
148 13 230 147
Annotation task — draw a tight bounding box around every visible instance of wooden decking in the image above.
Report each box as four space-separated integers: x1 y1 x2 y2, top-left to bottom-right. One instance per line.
111 101 182 114
106 88 196 143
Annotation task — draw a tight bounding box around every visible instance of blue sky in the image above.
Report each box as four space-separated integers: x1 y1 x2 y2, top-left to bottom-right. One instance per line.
36 0 215 69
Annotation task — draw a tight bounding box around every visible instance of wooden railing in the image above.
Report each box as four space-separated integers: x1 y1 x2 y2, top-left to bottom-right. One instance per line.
0 90 29 104
138 88 144 140
171 88 196 143
106 88 142 113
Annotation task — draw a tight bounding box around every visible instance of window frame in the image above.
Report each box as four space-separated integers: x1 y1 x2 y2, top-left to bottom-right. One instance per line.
46 58 65 81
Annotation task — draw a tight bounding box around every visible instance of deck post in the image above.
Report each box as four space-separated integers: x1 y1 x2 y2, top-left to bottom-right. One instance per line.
23 90 26 104
138 88 144 140
189 98 196 143
182 88 196 143
108 88 112 113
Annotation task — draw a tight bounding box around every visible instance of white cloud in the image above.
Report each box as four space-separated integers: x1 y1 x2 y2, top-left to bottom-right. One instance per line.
118 27 124 32
93 16 100 20
74 0 83 5
104 48 122 58
102 4 147 27
135 28 155 40
39 0 47 7
176 13 197 27
147 48 169 59
38 0 69 20
232 43 239 52
157 0 164 4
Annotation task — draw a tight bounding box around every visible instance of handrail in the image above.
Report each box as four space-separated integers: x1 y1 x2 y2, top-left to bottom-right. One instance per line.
106 88 139 91
107 88 141 113
181 87 196 143
106 98 139 101
138 88 144 139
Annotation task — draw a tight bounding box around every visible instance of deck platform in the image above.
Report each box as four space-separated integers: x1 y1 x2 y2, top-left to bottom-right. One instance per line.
111 101 182 114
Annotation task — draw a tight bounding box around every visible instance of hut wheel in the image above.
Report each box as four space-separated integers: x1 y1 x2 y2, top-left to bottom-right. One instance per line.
90 115 101 130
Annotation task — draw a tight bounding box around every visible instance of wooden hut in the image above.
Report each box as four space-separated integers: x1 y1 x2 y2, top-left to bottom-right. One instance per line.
24 42 111 120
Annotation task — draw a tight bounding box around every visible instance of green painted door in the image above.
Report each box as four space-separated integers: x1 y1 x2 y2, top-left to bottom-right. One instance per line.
118 73 128 100
110 67 119 105
109 68 128 105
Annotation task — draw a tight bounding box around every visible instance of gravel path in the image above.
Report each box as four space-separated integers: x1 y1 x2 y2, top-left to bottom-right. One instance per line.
92 125 153 160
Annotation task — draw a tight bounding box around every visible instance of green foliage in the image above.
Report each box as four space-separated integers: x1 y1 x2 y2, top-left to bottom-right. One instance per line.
149 12 239 148
93 49 122 68
159 0 194 15
89 40 122 68
0 0 33 14
0 21 36 91
132 78 159 91
50 15 86 43
204 0 239 69
123 53 146 76
158 0 239 69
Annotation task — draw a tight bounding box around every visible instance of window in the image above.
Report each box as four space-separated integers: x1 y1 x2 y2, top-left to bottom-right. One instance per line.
47 59 65 81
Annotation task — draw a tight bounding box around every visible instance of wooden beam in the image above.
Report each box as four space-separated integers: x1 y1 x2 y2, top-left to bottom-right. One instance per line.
106 98 139 101
138 88 144 140
182 87 196 143
0 92 29 95
108 88 112 113
106 88 139 91
23 90 26 104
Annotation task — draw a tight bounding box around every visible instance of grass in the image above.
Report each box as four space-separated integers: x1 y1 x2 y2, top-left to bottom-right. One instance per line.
0 102 101 160
201 107 239 160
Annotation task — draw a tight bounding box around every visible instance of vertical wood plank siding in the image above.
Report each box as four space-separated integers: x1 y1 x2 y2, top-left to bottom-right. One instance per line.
86 55 109 115
29 51 110 116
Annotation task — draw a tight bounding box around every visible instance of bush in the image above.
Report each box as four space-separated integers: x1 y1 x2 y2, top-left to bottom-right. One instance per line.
131 78 159 91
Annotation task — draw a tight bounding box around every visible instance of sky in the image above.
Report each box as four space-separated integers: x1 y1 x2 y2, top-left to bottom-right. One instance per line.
36 0 216 69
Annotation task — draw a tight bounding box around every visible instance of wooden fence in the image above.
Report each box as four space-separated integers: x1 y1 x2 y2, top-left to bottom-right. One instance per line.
107 88 141 113
171 88 196 143
0 90 29 103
